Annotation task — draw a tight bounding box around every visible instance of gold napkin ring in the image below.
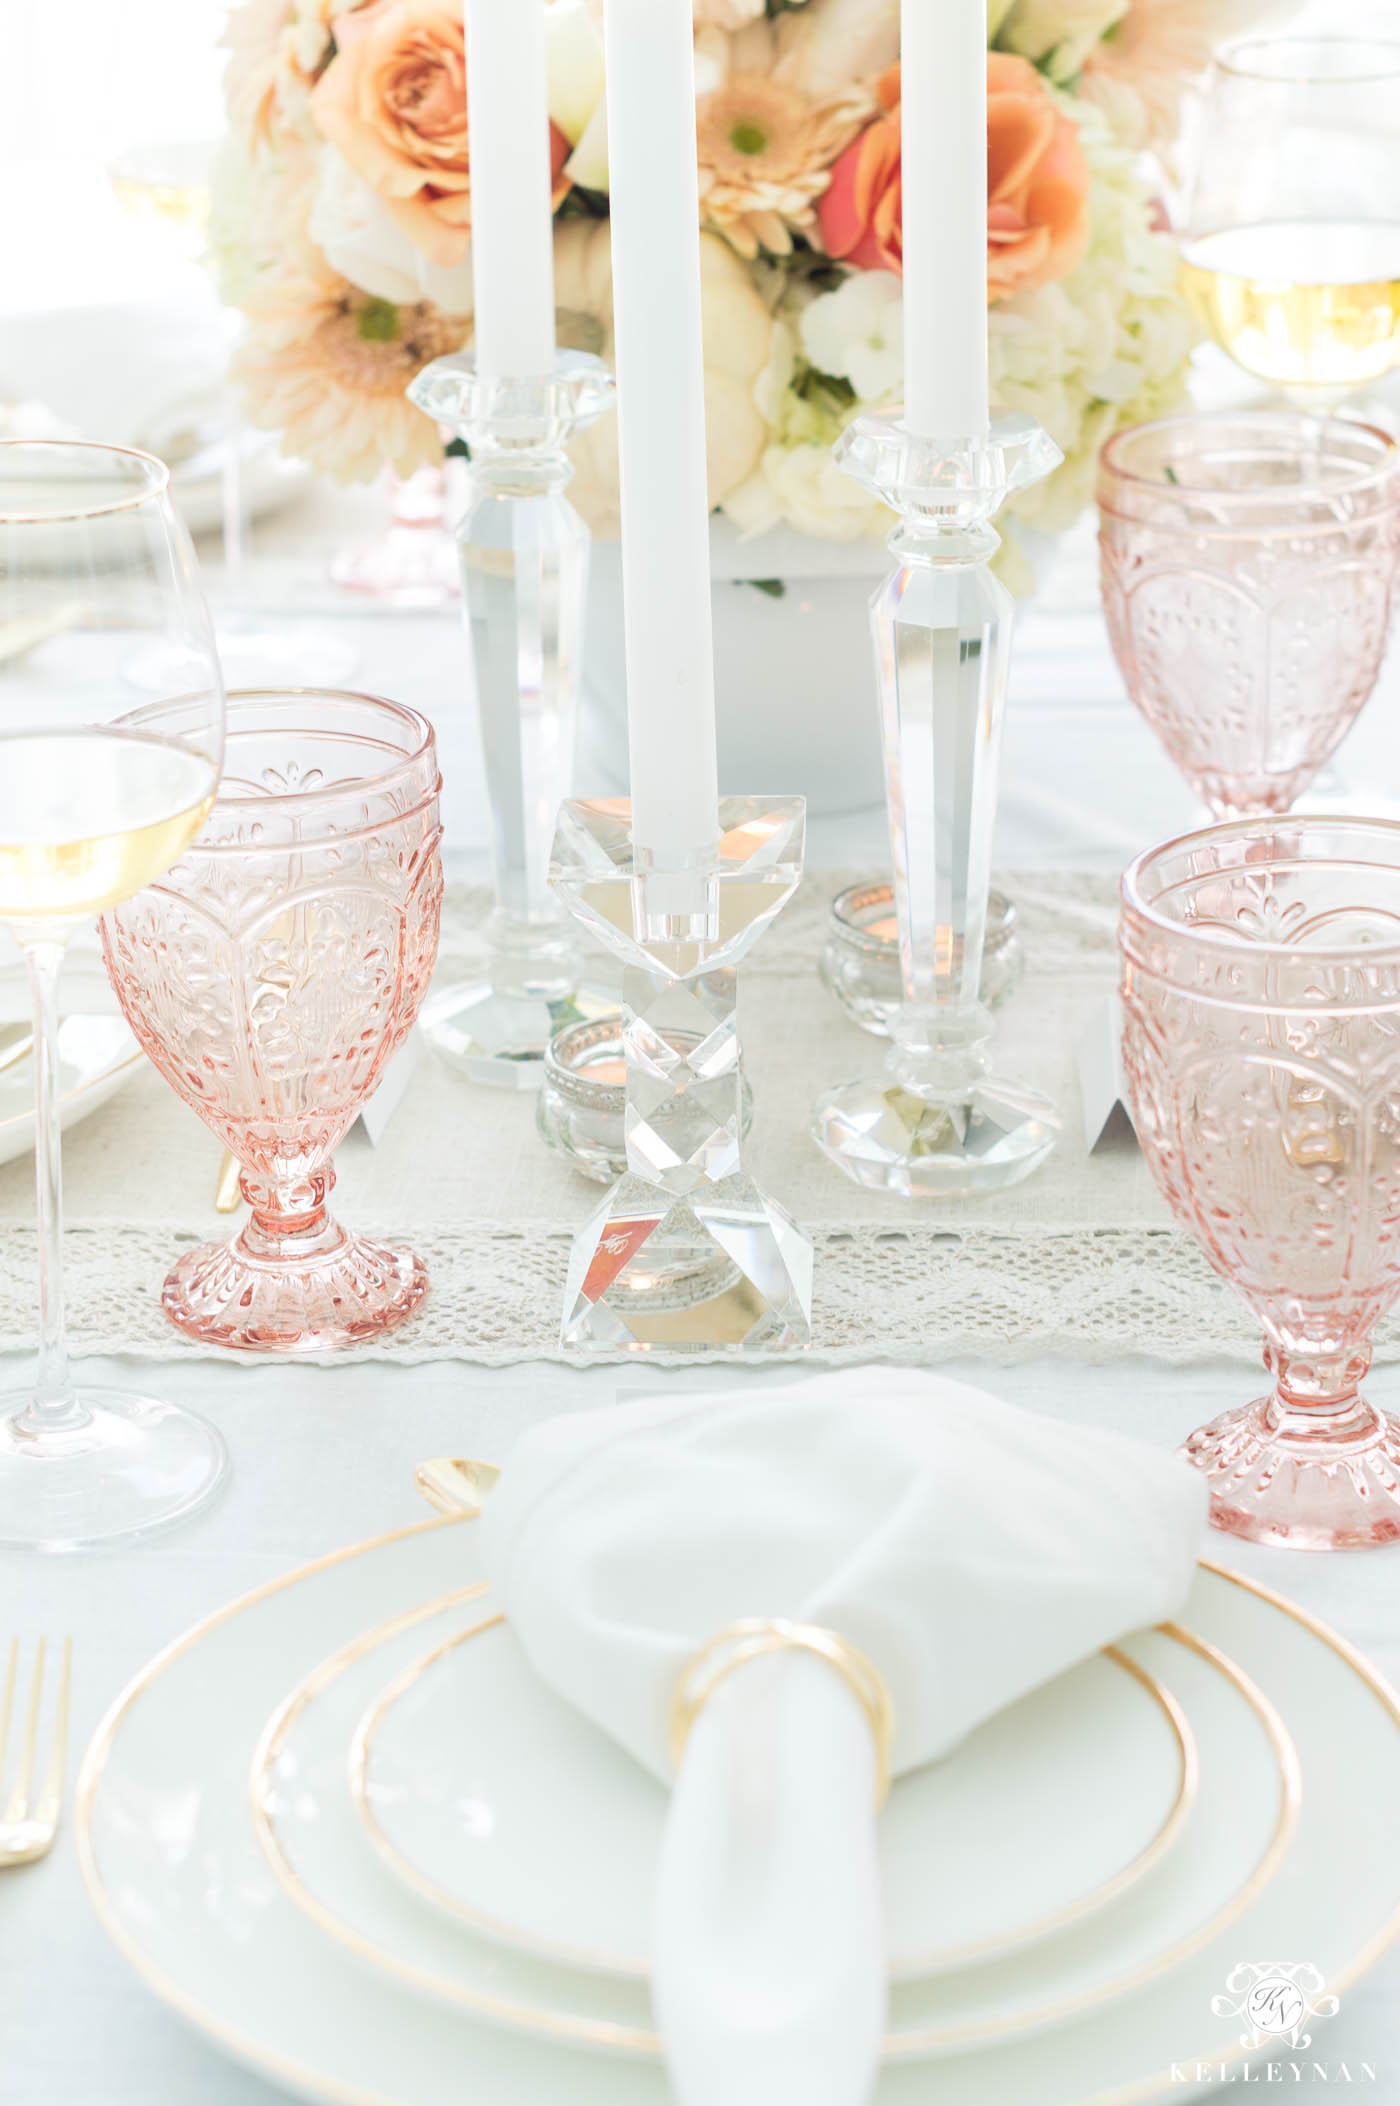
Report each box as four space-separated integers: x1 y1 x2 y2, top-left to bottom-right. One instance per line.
668 1618 894 1807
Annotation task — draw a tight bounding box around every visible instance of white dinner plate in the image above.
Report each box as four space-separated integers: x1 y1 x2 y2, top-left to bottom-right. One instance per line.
251 1583 1292 2057
0 956 140 1167
351 1612 1198 1981
78 1518 1400 2104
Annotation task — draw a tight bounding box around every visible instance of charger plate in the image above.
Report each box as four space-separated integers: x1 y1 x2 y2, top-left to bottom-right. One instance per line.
250 1588 1291 2056
78 1517 1400 2105
347 1610 1199 1981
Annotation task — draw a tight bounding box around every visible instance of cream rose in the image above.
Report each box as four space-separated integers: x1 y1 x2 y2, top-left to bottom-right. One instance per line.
552 219 775 537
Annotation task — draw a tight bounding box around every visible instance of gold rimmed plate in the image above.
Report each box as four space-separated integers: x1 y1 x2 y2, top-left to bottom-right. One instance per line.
345 1611 1200 1983
248 1572 1296 2058
76 1518 1400 2104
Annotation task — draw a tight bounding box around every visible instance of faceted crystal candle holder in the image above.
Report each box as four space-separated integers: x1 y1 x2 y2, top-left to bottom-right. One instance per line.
812 412 1063 1199
550 798 812 1352
538 1015 754 1185
407 350 615 1087
820 880 1023 1037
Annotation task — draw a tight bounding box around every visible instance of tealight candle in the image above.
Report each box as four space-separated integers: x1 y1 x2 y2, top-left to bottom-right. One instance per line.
464 0 556 379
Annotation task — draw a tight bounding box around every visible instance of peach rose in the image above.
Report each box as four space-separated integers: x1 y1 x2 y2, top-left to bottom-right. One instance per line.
818 53 1090 302
309 0 569 269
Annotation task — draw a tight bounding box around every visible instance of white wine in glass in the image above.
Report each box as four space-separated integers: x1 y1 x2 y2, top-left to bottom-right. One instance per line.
106 140 213 263
1184 39 1400 402
0 441 227 1551
0 729 216 925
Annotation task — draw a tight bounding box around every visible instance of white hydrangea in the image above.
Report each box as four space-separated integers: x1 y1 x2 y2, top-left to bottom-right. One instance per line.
800 271 904 404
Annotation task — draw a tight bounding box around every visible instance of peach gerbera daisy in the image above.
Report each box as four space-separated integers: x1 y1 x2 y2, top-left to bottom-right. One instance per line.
696 70 873 259
1079 0 1275 148
233 265 467 482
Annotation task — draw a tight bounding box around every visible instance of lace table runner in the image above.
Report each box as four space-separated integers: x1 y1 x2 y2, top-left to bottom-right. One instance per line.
2 870 1389 1368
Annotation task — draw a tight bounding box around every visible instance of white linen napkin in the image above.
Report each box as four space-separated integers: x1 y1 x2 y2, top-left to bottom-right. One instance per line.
480 1369 1207 2106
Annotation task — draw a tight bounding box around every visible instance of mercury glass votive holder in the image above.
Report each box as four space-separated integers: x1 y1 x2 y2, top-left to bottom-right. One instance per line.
820 881 1023 1037
538 1015 755 1184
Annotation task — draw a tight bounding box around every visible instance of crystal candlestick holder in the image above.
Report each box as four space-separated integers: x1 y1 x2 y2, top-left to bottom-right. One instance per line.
812 412 1064 1198
408 350 615 1087
550 798 813 1352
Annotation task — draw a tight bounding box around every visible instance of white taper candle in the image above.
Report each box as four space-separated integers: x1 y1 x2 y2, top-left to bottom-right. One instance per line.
602 0 720 871
901 0 990 438
465 0 556 380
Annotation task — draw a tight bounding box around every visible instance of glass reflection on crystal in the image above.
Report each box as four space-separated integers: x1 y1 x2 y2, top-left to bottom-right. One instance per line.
550 798 812 1351
538 1014 754 1185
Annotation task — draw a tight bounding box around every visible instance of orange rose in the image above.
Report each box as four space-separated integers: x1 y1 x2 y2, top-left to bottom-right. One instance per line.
818 53 1090 303
310 0 569 271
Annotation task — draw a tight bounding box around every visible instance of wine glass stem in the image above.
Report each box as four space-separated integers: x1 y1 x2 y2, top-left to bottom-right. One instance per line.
22 940 79 1431
221 390 246 601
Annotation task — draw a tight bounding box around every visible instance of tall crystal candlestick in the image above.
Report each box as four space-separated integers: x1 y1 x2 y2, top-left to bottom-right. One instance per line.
551 798 813 1352
811 414 1063 1196
408 352 615 1086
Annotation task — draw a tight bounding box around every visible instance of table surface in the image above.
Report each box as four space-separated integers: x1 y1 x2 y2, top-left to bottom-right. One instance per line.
5 492 1400 2106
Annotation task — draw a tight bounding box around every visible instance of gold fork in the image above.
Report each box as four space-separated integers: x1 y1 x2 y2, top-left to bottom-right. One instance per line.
0 1638 71 1868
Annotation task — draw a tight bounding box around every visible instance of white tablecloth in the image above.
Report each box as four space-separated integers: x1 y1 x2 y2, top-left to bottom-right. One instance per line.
5 500 1400 2106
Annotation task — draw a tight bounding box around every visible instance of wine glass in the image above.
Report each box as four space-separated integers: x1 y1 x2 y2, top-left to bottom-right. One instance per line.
106 139 358 690
106 139 213 261
0 439 228 1549
1182 37 1400 403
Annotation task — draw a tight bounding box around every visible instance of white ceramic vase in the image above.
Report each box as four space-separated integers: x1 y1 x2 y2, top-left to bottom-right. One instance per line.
578 519 1060 818
579 522 891 817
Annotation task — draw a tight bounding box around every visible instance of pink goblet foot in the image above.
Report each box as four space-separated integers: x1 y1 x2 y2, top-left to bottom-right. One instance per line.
1181 1355 1400 1552
163 1176 427 1353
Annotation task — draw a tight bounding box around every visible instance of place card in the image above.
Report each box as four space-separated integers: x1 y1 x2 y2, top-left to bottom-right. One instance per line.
1078 994 1138 1153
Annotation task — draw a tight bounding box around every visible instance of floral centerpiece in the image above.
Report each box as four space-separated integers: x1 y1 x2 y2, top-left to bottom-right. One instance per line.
214 0 1250 573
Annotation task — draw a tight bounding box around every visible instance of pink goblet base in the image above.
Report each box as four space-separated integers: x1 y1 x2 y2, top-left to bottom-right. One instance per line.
162 1213 425 1356
162 1196 428 1355
1182 1380 1400 1553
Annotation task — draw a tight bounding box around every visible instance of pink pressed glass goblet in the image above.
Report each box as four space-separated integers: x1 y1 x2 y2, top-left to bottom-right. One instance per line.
1121 816 1400 1550
1099 412 1400 818
101 689 443 1352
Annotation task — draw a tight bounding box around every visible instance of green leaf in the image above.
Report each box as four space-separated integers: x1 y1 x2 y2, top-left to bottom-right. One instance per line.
748 578 786 599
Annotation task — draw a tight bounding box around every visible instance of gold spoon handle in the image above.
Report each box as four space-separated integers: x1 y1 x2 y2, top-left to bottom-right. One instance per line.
414 1457 501 1518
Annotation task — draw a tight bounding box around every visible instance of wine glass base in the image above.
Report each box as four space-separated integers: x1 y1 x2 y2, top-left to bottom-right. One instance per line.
1182 1396 1400 1551
420 978 616 1091
0 1388 227 1551
811 1074 1059 1198
162 1230 428 1354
